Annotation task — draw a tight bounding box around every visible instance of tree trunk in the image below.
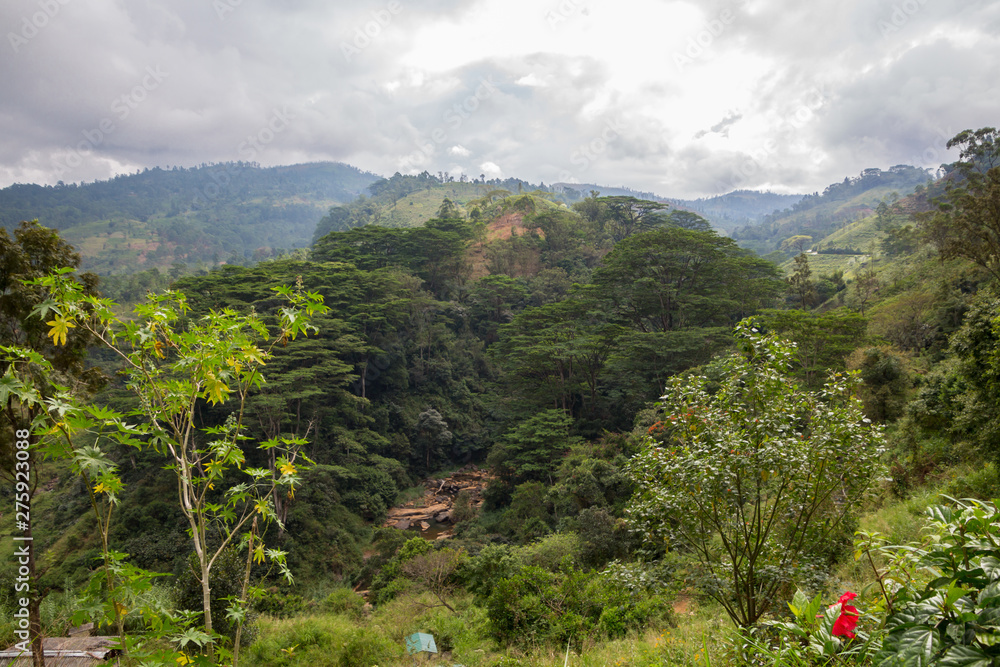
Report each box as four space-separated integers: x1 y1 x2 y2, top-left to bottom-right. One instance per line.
27 519 45 667
201 562 213 649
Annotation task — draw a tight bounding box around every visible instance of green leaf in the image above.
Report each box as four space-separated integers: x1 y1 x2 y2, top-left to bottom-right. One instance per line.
936 644 993 667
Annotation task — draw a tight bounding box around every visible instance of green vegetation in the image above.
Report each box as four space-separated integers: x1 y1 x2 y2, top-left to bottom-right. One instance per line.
9 128 1000 664
0 162 378 274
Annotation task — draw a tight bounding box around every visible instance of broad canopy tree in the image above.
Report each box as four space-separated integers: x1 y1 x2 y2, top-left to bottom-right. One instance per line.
928 127 1000 280
626 321 885 627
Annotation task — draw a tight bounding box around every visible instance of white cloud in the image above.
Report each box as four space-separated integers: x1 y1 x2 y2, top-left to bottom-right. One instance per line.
480 161 502 179
448 144 471 156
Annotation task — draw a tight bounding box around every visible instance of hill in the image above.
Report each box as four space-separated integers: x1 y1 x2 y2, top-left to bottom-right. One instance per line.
732 165 931 256
555 182 806 235
0 161 379 273
312 173 571 239
674 190 806 234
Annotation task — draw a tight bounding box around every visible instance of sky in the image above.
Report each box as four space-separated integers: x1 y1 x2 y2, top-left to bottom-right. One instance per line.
1 0 997 198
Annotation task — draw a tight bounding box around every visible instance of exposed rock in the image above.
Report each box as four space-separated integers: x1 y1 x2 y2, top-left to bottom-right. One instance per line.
383 467 491 539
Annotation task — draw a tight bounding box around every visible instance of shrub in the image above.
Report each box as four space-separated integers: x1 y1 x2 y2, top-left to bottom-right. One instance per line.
337 627 401 667
484 564 668 647
321 588 366 619
517 532 581 571
461 543 523 604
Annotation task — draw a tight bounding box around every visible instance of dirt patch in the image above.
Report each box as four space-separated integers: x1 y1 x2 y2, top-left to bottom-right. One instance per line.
486 212 531 241
385 465 490 540
673 594 695 615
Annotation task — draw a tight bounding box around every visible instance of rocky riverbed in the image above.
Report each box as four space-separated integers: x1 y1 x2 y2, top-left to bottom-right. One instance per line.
384 465 489 539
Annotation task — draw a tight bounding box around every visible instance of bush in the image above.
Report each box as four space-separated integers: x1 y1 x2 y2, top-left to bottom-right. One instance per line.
484 564 669 647
368 537 433 606
461 543 523 604
877 499 1000 664
254 589 307 619
321 588 366 619
451 489 478 524
338 627 401 667
174 547 253 640
518 532 581 571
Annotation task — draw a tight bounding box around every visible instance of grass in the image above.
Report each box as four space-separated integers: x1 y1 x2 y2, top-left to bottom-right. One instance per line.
244 590 703 667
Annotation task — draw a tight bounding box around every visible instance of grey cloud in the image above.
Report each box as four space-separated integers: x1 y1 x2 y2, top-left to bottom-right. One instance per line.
0 0 997 198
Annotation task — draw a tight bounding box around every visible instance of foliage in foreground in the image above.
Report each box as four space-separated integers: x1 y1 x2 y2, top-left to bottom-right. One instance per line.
627 320 886 627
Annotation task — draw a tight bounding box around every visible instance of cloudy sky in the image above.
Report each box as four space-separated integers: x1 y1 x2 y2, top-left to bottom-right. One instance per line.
2 0 997 198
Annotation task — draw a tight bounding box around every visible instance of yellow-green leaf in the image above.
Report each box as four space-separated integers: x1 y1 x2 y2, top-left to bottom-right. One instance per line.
46 316 75 346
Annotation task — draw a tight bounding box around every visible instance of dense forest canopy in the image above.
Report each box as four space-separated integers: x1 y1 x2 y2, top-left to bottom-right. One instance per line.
8 130 1000 665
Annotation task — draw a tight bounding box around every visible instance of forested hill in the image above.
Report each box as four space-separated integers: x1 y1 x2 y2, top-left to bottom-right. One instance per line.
554 182 807 235
675 190 806 234
732 164 932 255
0 161 378 273
16 128 1000 665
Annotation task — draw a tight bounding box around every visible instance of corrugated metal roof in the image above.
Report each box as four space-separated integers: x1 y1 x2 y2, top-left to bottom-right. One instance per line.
0 637 118 666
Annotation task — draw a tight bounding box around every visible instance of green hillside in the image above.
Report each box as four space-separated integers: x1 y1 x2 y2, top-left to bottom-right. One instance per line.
0 162 379 273
734 165 931 255
11 129 1000 666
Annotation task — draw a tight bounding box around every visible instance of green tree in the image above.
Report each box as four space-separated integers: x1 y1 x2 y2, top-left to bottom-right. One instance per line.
759 308 868 387
414 408 452 471
436 197 461 219
595 196 670 242
33 270 326 658
846 345 911 423
593 227 765 332
927 127 1000 280
0 221 102 667
469 274 529 342
626 321 885 627
780 235 813 254
487 409 581 491
787 252 816 309
665 210 712 231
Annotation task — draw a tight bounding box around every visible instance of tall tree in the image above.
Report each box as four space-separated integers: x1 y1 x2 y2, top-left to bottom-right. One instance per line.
0 221 102 667
596 196 670 242
927 127 1000 280
787 252 816 309
34 270 326 658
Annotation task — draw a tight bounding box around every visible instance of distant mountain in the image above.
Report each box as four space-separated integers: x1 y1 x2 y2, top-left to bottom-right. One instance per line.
732 165 932 256
0 162 379 273
553 183 806 235
674 190 806 234
552 182 670 202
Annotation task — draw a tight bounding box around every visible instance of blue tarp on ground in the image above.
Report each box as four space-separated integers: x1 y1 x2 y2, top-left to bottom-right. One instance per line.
405 632 438 655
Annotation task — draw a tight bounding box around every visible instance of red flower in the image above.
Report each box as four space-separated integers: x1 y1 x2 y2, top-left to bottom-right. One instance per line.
831 591 859 639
